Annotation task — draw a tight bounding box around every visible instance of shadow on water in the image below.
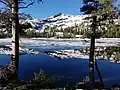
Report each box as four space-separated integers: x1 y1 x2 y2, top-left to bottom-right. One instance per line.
0 46 120 88
18 51 120 88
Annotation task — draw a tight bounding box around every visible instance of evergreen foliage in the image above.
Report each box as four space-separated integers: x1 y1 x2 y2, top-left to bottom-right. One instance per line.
33 69 52 86
81 0 117 89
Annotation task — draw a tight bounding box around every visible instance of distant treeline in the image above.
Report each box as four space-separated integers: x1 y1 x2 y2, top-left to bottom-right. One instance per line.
0 22 120 38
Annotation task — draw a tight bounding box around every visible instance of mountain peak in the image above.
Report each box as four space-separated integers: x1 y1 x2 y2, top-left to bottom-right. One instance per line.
21 13 87 32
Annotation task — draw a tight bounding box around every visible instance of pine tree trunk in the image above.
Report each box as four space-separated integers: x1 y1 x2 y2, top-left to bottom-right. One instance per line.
95 60 104 87
89 15 96 89
11 0 19 80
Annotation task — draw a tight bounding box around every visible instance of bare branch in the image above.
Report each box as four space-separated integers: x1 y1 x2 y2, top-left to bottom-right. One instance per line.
0 0 12 9
0 0 9 6
18 1 26 5
19 0 35 9
19 0 43 9
37 0 43 4
19 2 34 9
1 0 43 9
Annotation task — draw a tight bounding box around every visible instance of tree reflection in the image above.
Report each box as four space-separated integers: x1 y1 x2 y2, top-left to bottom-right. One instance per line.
79 46 120 63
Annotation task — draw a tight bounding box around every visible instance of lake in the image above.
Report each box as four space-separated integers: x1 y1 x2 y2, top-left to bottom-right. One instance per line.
0 53 120 88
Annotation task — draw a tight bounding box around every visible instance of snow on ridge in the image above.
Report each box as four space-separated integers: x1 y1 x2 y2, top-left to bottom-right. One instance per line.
20 13 90 32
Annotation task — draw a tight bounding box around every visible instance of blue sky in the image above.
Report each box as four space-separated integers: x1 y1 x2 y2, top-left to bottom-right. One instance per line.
20 0 82 18
0 0 82 18
0 0 120 18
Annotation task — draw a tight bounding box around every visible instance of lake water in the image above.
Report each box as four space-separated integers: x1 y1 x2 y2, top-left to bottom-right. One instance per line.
0 53 120 88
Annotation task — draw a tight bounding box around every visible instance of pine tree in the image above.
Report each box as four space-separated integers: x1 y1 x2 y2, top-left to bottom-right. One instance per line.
81 0 117 89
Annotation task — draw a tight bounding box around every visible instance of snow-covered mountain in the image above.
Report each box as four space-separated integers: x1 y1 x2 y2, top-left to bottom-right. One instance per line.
1 13 119 33
22 13 90 32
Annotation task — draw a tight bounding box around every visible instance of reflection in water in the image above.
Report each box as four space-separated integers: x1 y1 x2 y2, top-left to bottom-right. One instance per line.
76 46 120 88
79 46 120 63
95 60 104 87
0 46 120 88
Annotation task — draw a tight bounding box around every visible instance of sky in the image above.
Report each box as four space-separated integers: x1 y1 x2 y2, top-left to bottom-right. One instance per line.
0 0 120 19
20 0 82 18
0 0 82 18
